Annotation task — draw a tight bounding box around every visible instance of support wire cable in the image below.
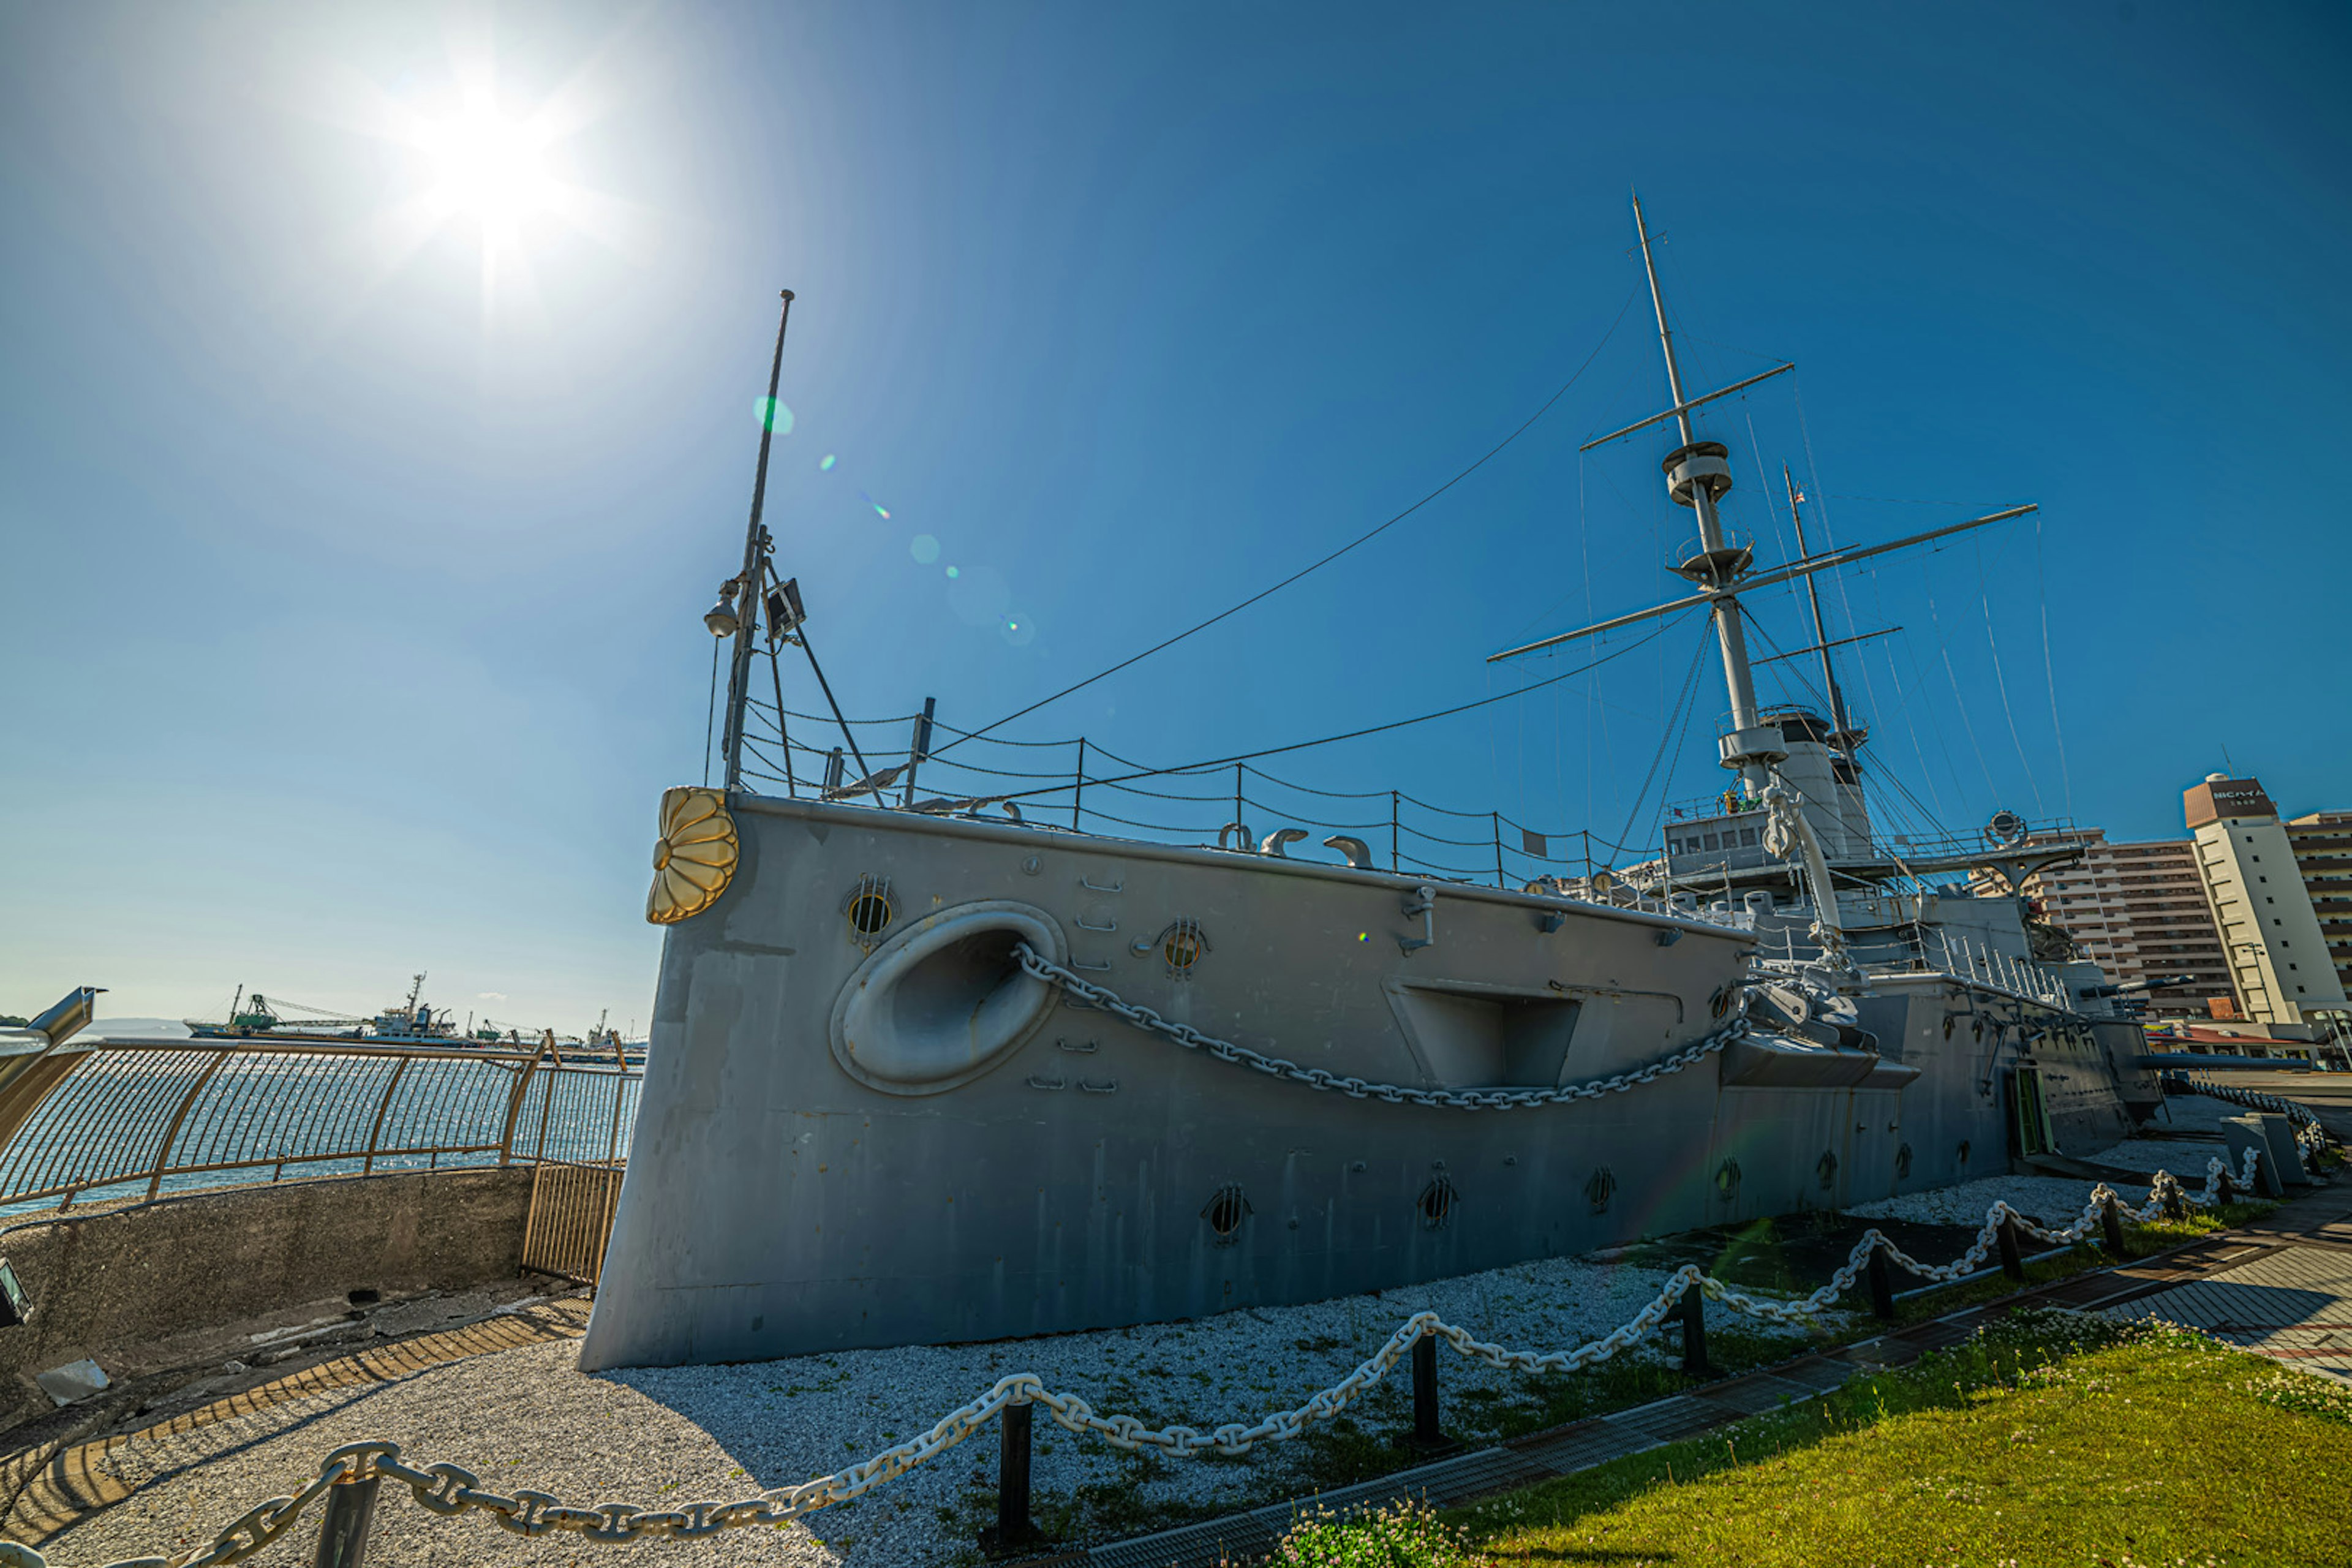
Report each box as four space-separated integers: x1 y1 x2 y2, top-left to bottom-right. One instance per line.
973 616 1687 812
932 289 1641 759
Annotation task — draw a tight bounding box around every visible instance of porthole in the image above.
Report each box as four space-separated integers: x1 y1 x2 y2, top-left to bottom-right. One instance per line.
842 874 895 947
1585 1166 1616 1215
1817 1151 1838 1190
1159 919 1210 978
1715 1159 1741 1202
1709 986 1733 1021
1202 1183 1250 1244
1417 1175 1460 1230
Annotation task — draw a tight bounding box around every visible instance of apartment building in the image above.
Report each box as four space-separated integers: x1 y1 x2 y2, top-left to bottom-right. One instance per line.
2285 809 2352 1006
1970 829 2234 1017
2185 775 2350 1029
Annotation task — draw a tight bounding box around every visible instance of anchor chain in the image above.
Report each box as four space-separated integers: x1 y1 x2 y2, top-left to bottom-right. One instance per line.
1012 941 1751 1108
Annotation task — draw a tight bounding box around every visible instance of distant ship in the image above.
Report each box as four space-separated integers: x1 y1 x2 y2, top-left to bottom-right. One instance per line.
184 974 643 1061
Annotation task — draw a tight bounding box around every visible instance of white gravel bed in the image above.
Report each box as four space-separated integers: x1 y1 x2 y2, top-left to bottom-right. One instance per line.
50 1252 1841 1568
1843 1171 2155 1230
1845 1095 2251 1231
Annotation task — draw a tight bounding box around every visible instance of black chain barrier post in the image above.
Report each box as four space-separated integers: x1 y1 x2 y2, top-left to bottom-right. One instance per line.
1866 1242 1898 1320
2217 1166 2236 1205
983 1400 1036 1555
2101 1193 2128 1257
1411 1330 1443 1449
2162 1176 2186 1221
1996 1213 2027 1281
1678 1281 1716 1378
312 1475 381 1568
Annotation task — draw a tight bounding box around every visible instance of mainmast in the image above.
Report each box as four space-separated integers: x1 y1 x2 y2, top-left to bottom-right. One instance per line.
1489 198 2035 813
1631 195 1777 793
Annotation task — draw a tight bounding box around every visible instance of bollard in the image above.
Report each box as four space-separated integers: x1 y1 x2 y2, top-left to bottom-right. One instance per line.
2217 1167 2235 1205
1866 1243 1898 1321
1678 1281 1716 1378
312 1476 381 1568
2162 1178 2185 1222
1996 1213 2026 1282
1411 1331 1442 1449
982 1400 1035 1554
2100 1193 2128 1257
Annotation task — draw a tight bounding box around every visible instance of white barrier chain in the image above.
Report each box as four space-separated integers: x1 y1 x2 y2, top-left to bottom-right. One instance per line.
53 1145 2269 1568
1013 942 1751 1109
2184 1076 2329 1155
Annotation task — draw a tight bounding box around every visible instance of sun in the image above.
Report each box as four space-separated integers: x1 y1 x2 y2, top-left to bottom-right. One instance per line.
415 95 557 244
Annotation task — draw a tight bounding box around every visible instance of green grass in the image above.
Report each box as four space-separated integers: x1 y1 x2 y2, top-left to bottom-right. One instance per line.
1425 1310 2352 1567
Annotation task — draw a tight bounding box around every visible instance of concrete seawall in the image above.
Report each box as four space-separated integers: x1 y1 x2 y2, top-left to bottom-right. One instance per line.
0 1168 533 1433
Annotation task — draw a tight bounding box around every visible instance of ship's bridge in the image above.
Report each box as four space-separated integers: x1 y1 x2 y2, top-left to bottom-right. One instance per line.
1660 707 1875 886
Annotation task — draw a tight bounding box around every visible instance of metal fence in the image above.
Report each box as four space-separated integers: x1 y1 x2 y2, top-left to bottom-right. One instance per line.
0 1038 641 1217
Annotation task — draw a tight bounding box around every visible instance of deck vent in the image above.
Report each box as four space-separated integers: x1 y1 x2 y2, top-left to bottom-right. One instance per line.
1584 1166 1616 1215
1202 1183 1250 1244
843 875 895 947
1816 1151 1838 1190
1417 1175 1460 1231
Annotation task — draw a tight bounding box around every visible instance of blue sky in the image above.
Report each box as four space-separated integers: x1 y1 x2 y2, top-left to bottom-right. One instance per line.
4 2 2348 1030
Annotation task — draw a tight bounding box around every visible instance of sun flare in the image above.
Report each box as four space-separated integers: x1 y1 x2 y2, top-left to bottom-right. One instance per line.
416 98 557 241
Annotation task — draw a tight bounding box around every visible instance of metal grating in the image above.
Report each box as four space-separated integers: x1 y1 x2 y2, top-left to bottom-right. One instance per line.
1766 1357 1860 1393
1600 1395 1721 1446
1514 1424 1646 1474
1087 1513 1281 1568
1692 1372 1820 1416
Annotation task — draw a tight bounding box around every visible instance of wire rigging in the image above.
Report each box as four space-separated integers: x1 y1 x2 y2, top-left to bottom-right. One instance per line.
2032 515 2075 820
933 290 1642 759
1973 535 2045 815
979 616 1689 810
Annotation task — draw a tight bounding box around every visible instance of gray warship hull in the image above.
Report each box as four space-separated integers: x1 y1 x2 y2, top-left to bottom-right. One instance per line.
579 796 2142 1369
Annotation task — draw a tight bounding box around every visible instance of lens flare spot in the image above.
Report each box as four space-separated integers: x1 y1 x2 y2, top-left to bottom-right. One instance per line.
945 565 960 579
753 398 794 435
820 454 837 472
857 489 890 521
1001 612 1036 648
910 534 940 565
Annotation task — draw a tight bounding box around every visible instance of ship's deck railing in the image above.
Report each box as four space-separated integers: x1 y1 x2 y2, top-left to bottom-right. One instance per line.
0 1038 639 1217
736 698 1672 890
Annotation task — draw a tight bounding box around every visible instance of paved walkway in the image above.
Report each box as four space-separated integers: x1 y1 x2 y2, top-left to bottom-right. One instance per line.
0 1299 590 1547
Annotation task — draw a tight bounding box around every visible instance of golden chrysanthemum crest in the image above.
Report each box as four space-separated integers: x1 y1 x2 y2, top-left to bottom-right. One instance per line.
646 786 739 925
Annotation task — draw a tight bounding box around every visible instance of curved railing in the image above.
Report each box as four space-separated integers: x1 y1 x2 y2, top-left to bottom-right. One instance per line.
0 1038 639 1217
